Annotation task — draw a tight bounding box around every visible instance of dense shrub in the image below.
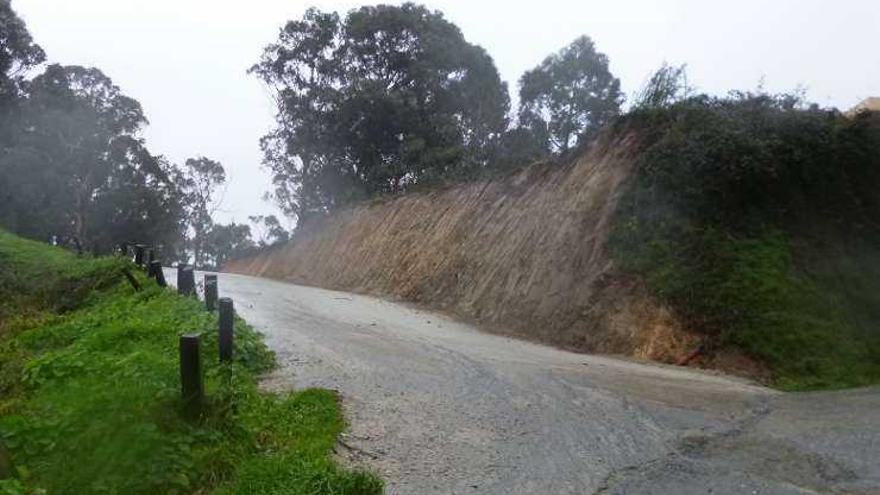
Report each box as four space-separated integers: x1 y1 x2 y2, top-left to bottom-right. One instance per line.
610 94 880 389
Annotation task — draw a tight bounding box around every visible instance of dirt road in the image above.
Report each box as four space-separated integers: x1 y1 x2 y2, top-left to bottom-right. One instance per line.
174 270 880 494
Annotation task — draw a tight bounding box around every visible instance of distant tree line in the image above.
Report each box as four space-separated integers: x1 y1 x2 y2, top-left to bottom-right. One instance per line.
2 0 633 255
0 0 288 267
253 3 624 225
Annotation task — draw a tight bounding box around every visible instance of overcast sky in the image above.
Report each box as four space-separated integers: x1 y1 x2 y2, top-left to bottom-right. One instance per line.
13 0 880 225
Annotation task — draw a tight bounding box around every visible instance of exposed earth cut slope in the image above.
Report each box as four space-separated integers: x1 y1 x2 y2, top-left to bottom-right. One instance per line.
228 102 880 389
226 133 699 363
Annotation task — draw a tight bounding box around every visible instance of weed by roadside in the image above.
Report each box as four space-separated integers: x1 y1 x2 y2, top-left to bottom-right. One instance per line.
0 230 382 494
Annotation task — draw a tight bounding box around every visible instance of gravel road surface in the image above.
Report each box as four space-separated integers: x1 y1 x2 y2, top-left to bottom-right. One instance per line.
170 270 880 494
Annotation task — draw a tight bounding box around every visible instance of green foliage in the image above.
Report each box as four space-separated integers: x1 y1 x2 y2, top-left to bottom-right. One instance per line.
180 157 227 268
0 230 124 327
610 94 880 389
633 63 692 110
518 35 623 153
0 64 185 253
252 2 510 222
248 215 290 248
0 230 382 493
204 223 257 270
0 0 45 106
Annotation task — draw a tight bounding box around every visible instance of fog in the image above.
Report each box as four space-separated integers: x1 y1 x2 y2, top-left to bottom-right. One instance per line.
14 0 879 224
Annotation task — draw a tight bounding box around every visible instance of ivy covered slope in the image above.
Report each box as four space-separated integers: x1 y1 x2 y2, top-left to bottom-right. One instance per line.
0 230 381 494
610 94 880 390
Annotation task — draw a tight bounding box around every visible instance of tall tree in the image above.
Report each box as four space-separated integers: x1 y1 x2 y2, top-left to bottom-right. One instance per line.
252 3 509 222
0 64 183 252
179 157 225 268
0 0 45 108
248 214 289 247
203 222 255 269
518 35 623 153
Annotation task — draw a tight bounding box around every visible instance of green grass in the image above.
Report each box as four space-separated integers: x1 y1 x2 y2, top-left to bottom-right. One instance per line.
0 230 382 494
608 99 880 390
610 222 880 390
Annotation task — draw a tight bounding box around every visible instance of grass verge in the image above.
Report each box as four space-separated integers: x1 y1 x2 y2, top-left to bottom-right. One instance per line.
0 230 382 494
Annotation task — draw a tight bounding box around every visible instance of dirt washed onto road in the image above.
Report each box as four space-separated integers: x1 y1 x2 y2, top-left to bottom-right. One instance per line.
177 270 880 494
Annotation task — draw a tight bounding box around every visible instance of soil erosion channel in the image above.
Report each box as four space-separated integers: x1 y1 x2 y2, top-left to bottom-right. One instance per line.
172 270 880 494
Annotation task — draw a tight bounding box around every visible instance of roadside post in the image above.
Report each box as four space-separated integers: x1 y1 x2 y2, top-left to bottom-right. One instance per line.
178 265 196 296
176 265 185 294
134 244 146 267
179 333 203 419
205 274 218 311
149 260 167 287
218 297 234 362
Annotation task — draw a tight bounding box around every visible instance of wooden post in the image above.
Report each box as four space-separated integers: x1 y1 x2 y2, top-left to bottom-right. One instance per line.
146 248 154 267
179 333 203 419
218 297 234 362
184 267 195 296
176 265 185 294
204 274 218 311
178 266 195 296
134 244 146 267
149 260 167 287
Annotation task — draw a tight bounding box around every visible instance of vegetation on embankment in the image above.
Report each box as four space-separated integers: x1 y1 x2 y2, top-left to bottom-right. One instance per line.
610 94 880 390
0 230 381 494
226 94 880 391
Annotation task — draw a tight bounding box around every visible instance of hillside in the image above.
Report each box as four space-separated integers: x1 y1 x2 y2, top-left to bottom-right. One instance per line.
227 132 703 362
226 95 880 390
0 230 381 494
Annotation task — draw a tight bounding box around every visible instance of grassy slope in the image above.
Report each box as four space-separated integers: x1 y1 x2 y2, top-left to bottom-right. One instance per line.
0 230 381 494
609 99 880 390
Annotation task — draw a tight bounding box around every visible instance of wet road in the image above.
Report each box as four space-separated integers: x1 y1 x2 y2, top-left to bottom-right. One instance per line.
171 269 880 494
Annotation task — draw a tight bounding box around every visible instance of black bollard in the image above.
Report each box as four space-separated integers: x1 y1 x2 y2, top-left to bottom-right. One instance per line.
204 275 218 311
176 265 185 293
181 266 196 296
185 267 196 296
177 265 194 296
179 333 203 419
134 244 146 267
149 260 167 287
218 297 234 362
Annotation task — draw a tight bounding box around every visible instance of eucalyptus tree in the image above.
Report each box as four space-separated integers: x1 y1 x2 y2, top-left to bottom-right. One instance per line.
518 35 623 153
252 3 509 222
0 0 44 108
0 64 184 252
180 157 225 268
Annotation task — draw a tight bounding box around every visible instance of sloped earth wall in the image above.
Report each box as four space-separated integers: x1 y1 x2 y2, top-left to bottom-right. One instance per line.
226 135 703 363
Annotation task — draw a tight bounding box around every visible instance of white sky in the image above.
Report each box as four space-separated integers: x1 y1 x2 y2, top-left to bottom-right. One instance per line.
13 0 880 225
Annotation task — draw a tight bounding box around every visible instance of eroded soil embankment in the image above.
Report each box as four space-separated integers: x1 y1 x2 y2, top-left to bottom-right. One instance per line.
225 134 702 362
